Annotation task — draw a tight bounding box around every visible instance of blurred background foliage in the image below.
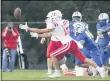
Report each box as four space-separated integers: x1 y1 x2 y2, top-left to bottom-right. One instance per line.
1 1 110 68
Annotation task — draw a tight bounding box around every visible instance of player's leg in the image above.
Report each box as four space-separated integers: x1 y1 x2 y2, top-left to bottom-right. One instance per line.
46 41 54 75
8 49 17 72
102 47 110 65
49 42 71 78
70 41 105 77
2 49 8 72
89 49 103 76
59 56 68 74
47 58 52 74
91 49 103 67
75 47 91 68
46 41 62 75
100 47 110 76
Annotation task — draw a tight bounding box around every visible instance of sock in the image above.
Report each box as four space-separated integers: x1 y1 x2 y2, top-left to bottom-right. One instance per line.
55 69 60 73
60 64 68 74
96 66 105 77
48 69 52 73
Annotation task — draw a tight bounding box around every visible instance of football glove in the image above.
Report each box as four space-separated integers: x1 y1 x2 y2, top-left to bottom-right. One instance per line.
19 22 28 32
30 32 38 39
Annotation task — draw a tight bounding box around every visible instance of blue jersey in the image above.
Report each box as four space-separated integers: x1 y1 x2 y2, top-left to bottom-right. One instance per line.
96 23 110 47
75 33 97 50
69 23 76 39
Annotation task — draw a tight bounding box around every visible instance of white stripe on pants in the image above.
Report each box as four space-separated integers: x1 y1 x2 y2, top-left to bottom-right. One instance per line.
51 42 70 56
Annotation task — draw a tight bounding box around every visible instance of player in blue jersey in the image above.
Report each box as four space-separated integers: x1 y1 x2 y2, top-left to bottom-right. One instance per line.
69 11 94 68
95 13 110 67
73 22 104 76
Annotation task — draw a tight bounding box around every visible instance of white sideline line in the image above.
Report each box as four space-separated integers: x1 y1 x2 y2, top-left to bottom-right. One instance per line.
1 21 97 24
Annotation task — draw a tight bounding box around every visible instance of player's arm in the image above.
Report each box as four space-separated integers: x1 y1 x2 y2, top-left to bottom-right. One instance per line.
84 23 94 40
78 40 85 45
38 33 52 38
107 31 110 48
104 27 110 32
98 27 110 33
30 32 52 38
19 22 54 34
2 27 8 38
28 27 54 34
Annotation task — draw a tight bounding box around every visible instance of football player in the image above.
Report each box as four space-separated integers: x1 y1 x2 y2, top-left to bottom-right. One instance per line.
69 11 94 70
95 13 110 75
73 22 104 76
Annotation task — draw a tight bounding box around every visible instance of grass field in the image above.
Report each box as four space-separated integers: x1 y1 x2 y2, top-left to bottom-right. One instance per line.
2 69 110 80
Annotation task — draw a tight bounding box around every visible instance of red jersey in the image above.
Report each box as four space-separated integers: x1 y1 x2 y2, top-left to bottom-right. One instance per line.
2 27 19 49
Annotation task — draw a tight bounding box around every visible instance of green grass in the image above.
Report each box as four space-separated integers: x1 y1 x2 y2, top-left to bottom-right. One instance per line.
2 69 110 80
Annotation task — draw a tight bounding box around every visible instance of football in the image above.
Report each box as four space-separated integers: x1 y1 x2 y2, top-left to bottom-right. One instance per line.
14 8 21 19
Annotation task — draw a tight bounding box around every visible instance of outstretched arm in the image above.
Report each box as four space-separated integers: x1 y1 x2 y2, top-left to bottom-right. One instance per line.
38 33 52 38
30 32 52 38
19 22 54 33
27 27 54 34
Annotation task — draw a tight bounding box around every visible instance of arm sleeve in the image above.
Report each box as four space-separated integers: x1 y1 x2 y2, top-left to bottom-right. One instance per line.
2 27 7 40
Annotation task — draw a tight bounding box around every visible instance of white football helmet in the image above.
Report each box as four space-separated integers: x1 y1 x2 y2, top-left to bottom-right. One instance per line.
74 22 85 34
46 10 62 22
72 11 82 23
49 10 63 21
54 10 63 20
98 13 109 23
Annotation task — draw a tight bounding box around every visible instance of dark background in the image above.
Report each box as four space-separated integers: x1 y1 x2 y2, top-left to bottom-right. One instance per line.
1 1 110 69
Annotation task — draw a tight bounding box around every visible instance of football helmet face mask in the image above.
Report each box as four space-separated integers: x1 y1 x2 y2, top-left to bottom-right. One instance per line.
98 13 109 26
72 11 82 23
74 22 85 35
45 11 54 24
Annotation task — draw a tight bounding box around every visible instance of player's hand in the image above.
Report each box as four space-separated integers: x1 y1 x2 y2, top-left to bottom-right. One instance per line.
79 40 85 45
19 22 28 32
30 32 38 39
40 38 46 44
6 27 9 31
98 29 105 34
